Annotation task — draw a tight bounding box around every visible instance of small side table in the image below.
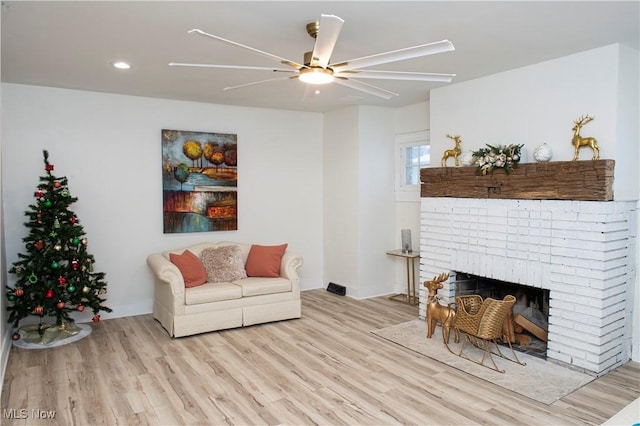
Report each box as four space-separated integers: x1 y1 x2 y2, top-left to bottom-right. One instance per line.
386 249 420 305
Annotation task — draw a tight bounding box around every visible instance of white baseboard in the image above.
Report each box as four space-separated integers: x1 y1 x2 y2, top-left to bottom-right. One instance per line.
71 299 154 323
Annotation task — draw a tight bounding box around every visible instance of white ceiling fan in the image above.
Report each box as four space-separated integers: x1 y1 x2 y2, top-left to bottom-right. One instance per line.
169 14 455 100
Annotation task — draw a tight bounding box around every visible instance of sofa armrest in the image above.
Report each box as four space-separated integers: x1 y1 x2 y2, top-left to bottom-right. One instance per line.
146 253 185 298
280 251 303 284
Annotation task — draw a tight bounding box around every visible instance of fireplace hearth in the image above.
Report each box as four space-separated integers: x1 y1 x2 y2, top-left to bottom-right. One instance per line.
419 197 636 376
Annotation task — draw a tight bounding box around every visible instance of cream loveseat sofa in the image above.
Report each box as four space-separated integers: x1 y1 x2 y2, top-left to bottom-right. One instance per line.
146 241 303 337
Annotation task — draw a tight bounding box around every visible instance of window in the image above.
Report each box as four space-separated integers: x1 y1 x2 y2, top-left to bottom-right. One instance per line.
395 131 430 202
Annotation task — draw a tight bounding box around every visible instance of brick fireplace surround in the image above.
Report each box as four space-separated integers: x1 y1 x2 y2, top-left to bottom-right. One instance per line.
419 197 637 376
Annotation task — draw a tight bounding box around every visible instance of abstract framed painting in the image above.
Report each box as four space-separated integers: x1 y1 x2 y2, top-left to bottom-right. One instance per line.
162 129 238 233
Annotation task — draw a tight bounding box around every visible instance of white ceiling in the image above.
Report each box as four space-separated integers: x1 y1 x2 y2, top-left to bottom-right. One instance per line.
2 1 638 113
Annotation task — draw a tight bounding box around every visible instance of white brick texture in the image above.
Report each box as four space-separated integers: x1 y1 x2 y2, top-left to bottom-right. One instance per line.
420 197 636 376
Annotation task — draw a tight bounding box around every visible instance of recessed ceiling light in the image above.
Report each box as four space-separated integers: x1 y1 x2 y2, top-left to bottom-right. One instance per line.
112 61 131 70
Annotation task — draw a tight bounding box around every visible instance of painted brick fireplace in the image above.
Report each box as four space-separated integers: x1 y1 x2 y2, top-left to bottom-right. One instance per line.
419 197 637 376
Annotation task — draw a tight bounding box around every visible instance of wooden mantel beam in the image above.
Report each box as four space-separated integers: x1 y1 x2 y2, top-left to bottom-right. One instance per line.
420 160 614 201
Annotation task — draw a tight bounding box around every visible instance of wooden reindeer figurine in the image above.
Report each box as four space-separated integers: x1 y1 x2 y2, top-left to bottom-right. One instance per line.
572 115 600 161
424 272 459 344
441 134 462 167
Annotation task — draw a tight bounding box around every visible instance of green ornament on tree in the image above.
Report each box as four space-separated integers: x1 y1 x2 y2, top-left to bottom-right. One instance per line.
72 237 80 245
67 285 76 293
51 261 59 269
43 200 52 208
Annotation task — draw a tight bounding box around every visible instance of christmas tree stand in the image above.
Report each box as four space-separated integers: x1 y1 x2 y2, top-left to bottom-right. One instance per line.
12 322 91 349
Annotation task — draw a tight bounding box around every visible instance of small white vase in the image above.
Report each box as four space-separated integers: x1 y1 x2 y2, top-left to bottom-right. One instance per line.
533 143 553 162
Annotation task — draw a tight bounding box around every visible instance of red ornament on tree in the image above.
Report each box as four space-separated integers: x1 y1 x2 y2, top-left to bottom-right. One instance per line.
14 288 24 297
70 216 77 224
54 181 61 188
34 241 44 250
57 276 66 285
71 260 79 270
45 164 54 171
35 190 44 199
92 315 101 323
45 288 54 299
33 305 44 315
56 301 65 309
77 305 85 312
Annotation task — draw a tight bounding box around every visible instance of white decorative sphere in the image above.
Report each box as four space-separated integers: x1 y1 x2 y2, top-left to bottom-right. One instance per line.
460 150 476 166
533 143 553 162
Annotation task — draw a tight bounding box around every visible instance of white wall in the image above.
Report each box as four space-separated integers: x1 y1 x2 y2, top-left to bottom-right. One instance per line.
323 106 396 299
431 44 638 200
1 84 325 326
323 107 360 295
430 43 640 361
617 44 640 362
357 106 395 298
392 102 429 293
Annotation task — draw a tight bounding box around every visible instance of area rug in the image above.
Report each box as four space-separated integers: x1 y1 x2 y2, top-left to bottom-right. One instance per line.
372 319 595 405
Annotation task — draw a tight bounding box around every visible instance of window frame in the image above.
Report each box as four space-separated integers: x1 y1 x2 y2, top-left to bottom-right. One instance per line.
394 130 430 202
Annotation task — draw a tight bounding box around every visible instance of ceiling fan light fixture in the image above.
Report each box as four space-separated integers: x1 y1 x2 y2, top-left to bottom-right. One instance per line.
299 67 334 85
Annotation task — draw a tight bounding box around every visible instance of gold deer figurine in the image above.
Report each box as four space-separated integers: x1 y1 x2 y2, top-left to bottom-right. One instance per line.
572 115 600 161
424 272 459 344
441 134 462 167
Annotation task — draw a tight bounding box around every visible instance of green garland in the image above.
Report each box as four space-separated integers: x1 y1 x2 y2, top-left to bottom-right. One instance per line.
472 144 524 175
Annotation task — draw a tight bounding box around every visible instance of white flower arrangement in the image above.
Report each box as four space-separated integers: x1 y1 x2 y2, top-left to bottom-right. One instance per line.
472 144 524 175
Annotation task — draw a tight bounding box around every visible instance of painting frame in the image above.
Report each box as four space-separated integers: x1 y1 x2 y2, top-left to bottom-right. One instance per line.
161 129 238 233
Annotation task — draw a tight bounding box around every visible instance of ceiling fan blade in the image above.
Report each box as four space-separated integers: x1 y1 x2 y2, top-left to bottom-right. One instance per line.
330 40 455 73
188 29 304 69
222 75 297 91
335 70 456 82
310 14 344 68
169 62 297 73
333 78 398 100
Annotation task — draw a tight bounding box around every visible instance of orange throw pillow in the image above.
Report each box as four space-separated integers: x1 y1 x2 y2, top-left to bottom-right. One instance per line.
245 244 288 278
169 250 208 288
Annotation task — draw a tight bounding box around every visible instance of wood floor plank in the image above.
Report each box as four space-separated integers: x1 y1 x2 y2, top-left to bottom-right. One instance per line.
2 289 638 425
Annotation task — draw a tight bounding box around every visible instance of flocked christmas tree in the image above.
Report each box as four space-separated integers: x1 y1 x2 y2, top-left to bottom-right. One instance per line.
5 150 111 338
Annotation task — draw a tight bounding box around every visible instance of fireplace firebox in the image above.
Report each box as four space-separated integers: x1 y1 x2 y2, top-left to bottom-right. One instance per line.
454 271 550 359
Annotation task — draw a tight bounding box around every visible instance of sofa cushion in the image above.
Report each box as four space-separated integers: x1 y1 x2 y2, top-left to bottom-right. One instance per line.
245 243 288 278
232 277 292 297
200 245 247 283
184 282 242 305
169 250 207 288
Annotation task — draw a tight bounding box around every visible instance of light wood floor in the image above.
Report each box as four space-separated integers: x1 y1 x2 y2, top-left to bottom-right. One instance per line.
2 289 639 425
